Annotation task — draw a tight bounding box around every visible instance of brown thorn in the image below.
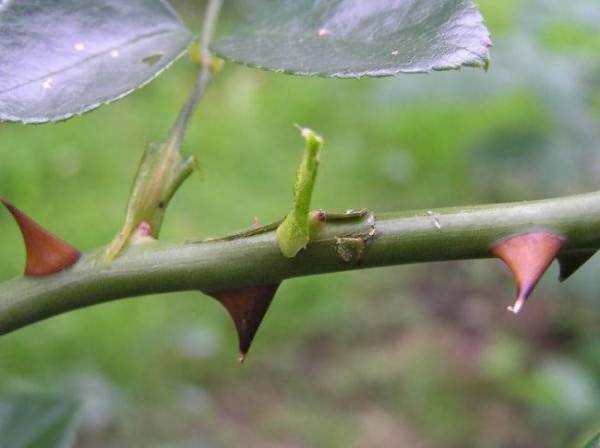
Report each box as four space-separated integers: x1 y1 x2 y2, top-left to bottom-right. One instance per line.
1 198 81 277
204 283 280 361
557 250 596 282
490 231 565 314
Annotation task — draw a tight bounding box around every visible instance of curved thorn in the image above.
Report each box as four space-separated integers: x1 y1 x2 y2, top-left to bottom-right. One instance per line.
1 198 81 277
491 231 565 314
204 283 280 360
557 250 596 282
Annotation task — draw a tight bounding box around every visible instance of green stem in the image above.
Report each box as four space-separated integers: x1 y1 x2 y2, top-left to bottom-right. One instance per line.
168 0 223 146
2 190 600 335
104 0 223 259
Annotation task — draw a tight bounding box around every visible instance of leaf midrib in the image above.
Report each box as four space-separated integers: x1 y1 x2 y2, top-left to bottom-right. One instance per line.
0 27 184 95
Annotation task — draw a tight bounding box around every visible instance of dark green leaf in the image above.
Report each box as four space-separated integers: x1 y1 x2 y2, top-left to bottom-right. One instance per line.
0 394 79 448
0 0 192 123
584 433 600 448
213 0 491 78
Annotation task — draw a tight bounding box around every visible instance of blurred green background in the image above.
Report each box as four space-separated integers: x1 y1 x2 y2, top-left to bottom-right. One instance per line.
1 0 600 446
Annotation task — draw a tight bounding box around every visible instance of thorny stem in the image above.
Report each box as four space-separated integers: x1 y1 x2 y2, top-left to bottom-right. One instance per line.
2 191 600 335
0 0 597 342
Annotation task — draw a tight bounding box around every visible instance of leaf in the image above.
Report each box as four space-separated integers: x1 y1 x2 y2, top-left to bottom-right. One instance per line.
584 433 600 448
0 394 79 448
213 0 491 78
0 0 193 123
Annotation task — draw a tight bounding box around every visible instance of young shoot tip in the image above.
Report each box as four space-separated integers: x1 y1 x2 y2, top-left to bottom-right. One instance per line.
293 124 324 146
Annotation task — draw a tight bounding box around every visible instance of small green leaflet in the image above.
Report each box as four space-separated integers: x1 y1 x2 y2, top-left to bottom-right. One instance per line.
277 127 323 258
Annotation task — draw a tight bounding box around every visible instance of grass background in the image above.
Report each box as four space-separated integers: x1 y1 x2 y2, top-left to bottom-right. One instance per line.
1 0 600 446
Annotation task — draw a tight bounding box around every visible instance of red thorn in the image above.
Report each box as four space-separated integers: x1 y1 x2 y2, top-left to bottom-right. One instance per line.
204 284 280 360
557 250 596 282
1 198 81 277
491 231 564 314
